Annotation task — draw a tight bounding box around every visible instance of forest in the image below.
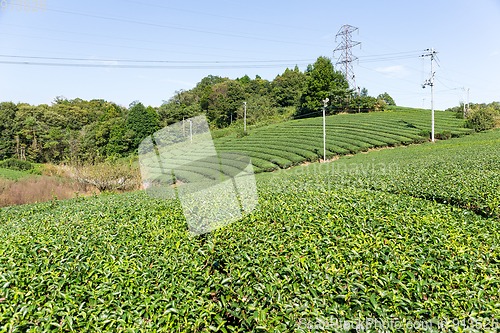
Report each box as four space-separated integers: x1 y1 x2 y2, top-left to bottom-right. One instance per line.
0 56 393 164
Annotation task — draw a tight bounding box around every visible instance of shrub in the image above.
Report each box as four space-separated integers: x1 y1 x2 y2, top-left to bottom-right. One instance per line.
236 129 250 139
465 106 499 131
64 160 141 192
435 130 452 140
417 129 430 139
27 168 43 175
0 158 33 171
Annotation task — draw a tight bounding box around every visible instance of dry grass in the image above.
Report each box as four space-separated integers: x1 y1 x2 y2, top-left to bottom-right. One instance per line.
0 159 145 208
0 176 89 208
61 161 142 193
40 163 71 178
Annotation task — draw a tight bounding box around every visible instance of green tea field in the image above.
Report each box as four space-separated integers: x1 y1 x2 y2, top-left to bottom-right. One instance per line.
214 107 473 172
0 123 498 331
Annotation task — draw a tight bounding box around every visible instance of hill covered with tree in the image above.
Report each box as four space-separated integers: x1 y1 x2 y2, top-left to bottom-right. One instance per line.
0 56 392 164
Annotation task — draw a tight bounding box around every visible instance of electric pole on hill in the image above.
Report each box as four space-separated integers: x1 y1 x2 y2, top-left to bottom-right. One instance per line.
243 101 247 131
421 47 438 142
333 25 361 90
322 98 329 163
467 88 470 113
462 87 466 118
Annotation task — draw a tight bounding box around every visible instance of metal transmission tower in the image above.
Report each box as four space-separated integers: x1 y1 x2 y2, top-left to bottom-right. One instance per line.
333 25 361 89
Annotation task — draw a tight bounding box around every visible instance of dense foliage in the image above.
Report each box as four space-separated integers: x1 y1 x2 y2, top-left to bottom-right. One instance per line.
377 92 396 106
0 130 499 331
0 158 33 171
0 99 138 164
446 101 500 120
465 106 500 132
126 103 158 150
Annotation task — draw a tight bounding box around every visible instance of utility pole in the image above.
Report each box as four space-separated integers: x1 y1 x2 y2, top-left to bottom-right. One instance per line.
16 135 19 159
462 87 466 118
421 47 438 142
467 88 470 115
322 98 329 163
423 98 426 109
187 119 192 143
333 25 361 89
243 102 247 131
357 86 361 113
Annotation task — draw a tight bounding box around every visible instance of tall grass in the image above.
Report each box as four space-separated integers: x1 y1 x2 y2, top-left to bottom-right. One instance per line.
0 177 79 207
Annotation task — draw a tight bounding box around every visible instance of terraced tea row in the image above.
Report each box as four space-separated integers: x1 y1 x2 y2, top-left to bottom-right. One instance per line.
214 108 471 172
1 128 498 331
264 129 500 219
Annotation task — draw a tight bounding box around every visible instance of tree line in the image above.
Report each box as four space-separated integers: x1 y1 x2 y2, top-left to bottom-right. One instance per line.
0 56 395 164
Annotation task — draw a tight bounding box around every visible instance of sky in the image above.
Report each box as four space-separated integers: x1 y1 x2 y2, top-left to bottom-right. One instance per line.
1 0 499 110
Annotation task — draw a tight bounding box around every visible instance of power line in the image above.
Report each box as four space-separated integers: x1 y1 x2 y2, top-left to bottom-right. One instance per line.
0 49 423 65
46 7 326 48
118 0 329 34
0 50 430 70
358 54 423 63
358 64 420 86
0 60 312 69
358 50 423 61
434 55 462 102
434 55 500 96
0 31 246 60
0 54 313 64
0 23 307 58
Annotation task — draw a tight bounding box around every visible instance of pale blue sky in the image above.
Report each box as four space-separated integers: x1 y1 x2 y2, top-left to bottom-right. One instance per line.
1 0 499 110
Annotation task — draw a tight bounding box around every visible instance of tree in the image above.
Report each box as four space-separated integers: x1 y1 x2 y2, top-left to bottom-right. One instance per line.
465 106 499 131
146 106 159 127
235 94 276 125
129 100 140 109
237 74 251 86
361 87 368 97
42 127 65 162
0 102 18 160
198 80 244 126
377 92 396 106
272 68 306 107
299 56 349 114
195 75 227 91
126 102 158 148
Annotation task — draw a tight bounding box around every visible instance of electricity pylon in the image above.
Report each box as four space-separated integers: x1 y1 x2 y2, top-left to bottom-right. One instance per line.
333 25 361 89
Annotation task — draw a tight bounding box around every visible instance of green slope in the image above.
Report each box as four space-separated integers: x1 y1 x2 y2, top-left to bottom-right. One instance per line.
0 129 498 331
0 168 34 181
214 107 472 172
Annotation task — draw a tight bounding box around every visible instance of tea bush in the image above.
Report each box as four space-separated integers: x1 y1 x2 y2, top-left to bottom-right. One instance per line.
0 130 499 331
215 108 472 172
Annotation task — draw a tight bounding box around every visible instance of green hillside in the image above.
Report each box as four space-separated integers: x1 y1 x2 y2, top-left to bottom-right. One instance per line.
0 168 32 181
214 107 472 172
0 129 498 331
